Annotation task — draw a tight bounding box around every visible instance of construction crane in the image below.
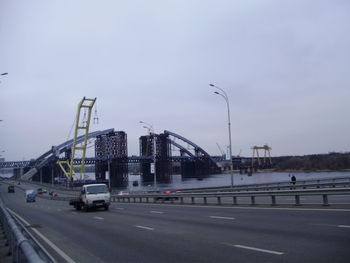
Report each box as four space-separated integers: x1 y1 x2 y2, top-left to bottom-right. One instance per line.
57 97 96 181
216 143 225 157
251 144 272 167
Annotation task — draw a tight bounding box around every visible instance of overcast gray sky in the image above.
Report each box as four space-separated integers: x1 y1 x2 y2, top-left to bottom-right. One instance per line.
1 0 350 161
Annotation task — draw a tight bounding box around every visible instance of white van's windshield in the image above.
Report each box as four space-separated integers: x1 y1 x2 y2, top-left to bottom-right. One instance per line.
86 185 108 194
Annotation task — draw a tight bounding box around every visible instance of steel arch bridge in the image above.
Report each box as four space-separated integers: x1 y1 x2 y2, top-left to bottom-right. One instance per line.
1 129 222 178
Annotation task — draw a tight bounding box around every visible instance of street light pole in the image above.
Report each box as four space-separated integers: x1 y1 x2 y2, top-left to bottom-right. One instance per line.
140 121 157 189
210 83 234 188
107 156 111 190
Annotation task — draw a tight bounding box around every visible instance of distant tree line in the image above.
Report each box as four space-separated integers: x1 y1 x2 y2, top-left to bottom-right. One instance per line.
272 152 350 171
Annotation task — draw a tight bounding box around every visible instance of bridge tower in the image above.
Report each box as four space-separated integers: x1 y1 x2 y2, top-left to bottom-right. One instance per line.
139 133 172 183
95 131 128 187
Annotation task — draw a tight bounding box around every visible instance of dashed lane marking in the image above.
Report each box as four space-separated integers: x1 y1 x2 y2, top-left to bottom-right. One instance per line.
8 209 76 263
94 217 104 220
150 211 164 214
338 225 350 228
114 207 125 210
135 225 154 231
222 243 284 255
210 216 235 220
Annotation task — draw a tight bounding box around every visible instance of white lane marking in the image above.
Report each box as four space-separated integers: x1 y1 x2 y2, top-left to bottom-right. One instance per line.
310 223 350 228
338 225 350 228
223 243 284 255
135 225 154 231
150 211 164 214
210 216 235 220
115 207 125 210
94 216 104 220
8 209 76 263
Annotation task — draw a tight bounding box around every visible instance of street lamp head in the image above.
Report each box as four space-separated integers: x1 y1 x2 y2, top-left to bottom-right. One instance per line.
209 83 215 87
1 72 8 76
214 91 220 95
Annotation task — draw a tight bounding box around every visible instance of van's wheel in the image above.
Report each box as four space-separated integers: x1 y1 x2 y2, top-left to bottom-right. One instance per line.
84 206 89 212
104 205 109 211
76 205 81 211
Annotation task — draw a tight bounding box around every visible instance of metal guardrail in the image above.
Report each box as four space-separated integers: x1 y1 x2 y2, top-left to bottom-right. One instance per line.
0 199 55 263
112 187 350 206
8 175 350 195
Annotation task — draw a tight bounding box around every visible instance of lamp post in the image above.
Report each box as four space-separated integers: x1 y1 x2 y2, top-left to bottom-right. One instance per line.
139 121 157 189
210 83 234 188
107 156 111 190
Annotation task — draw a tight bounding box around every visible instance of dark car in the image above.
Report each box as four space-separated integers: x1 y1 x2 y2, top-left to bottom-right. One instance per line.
8 185 15 193
49 191 59 197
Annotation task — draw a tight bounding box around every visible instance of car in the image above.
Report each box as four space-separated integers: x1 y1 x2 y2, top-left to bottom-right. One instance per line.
8 185 15 193
49 191 59 197
37 188 47 194
117 191 129 196
155 190 180 201
25 190 36 202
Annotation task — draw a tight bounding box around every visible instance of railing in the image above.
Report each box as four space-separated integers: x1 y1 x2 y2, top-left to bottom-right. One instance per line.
112 187 350 207
0 199 56 263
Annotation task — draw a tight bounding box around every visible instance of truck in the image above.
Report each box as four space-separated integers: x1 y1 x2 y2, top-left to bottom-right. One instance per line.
69 184 110 212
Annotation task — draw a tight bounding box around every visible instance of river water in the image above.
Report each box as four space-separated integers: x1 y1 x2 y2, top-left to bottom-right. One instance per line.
2 170 350 193
121 171 350 192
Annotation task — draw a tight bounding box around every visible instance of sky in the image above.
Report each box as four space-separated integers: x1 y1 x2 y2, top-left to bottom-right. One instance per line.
1 0 350 161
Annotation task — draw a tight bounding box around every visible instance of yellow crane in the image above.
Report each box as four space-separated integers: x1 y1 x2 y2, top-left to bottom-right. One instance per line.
251 144 272 167
57 97 96 180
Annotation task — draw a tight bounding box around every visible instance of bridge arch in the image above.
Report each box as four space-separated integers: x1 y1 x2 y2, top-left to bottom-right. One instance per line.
163 130 221 175
21 128 115 179
164 130 215 161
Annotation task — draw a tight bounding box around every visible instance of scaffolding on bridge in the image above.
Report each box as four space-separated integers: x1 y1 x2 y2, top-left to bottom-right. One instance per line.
57 97 96 180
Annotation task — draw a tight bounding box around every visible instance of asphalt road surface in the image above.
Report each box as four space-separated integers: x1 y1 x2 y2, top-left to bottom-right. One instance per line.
1 183 350 263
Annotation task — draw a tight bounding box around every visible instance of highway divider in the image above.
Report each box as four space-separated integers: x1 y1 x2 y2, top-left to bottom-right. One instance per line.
111 187 350 207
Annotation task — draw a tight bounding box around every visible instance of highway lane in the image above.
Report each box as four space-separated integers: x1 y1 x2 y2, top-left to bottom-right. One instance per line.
1 183 350 263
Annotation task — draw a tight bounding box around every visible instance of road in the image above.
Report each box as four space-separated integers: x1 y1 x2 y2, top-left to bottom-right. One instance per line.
1 182 350 263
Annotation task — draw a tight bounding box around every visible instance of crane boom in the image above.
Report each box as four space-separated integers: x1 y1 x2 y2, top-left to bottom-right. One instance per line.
216 143 225 156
